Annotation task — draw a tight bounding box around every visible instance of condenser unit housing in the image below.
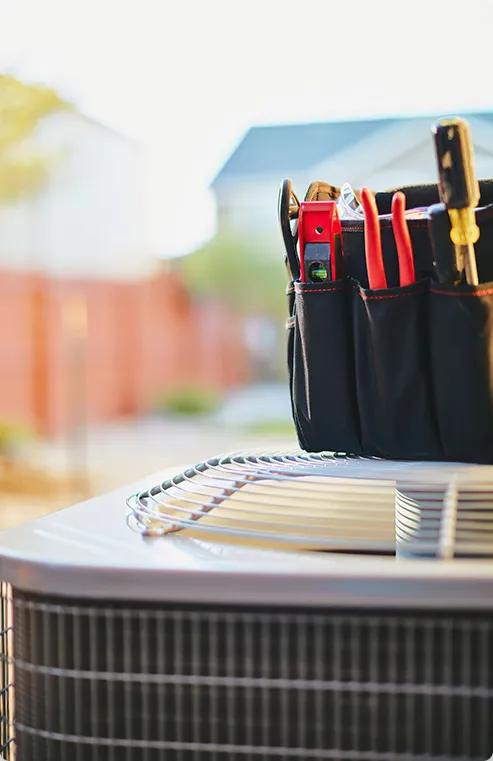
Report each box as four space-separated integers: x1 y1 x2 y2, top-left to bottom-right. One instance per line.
0 452 493 760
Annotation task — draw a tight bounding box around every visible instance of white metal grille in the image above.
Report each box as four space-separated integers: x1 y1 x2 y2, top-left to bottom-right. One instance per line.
127 451 493 558
11 592 493 760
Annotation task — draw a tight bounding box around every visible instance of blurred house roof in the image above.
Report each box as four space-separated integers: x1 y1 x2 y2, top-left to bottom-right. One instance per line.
211 112 493 187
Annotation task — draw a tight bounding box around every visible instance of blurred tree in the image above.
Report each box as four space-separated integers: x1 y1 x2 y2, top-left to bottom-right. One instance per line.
0 74 68 202
179 232 287 319
179 233 290 382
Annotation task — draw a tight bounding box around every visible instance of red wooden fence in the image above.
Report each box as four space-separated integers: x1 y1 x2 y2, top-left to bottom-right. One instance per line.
0 269 249 436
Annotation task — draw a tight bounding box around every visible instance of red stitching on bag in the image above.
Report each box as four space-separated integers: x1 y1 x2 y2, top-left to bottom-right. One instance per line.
430 287 493 297
351 284 424 301
357 290 422 301
295 287 342 294
296 284 424 299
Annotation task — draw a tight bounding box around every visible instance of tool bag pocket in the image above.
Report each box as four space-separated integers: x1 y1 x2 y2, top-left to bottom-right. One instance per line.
285 282 296 427
352 279 442 459
291 279 361 453
430 282 493 463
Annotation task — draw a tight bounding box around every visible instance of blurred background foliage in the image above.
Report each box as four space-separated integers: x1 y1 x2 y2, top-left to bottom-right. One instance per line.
0 421 33 460
157 387 221 417
0 74 68 203
180 232 287 319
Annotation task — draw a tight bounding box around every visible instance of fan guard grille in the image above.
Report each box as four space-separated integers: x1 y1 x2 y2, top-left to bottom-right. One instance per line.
127 451 493 558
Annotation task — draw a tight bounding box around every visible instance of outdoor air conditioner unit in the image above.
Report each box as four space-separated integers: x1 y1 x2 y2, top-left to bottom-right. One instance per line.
1 451 493 760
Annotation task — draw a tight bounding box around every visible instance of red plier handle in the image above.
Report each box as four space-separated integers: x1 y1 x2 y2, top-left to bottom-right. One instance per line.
391 191 415 287
361 187 387 289
360 187 415 289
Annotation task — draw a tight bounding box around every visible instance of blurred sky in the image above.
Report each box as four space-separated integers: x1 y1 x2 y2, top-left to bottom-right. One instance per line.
1 0 493 255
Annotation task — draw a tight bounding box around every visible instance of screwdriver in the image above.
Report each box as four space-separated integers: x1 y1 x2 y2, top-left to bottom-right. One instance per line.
432 117 480 285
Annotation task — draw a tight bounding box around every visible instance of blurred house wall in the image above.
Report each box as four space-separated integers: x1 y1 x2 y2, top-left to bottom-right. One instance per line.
0 111 249 435
0 110 148 279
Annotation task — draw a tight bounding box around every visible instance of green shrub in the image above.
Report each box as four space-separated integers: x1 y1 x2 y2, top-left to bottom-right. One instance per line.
157 387 220 416
0 421 34 457
246 420 296 436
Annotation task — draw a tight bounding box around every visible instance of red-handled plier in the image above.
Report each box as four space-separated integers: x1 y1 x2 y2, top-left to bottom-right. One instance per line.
360 187 415 289
391 191 415 287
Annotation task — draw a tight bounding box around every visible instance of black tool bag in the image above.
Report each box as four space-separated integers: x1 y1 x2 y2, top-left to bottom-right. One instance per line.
286 180 493 463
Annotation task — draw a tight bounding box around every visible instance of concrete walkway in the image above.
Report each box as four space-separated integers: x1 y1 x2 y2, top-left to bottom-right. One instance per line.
43 383 296 490
56 414 297 492
214 382 293 427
